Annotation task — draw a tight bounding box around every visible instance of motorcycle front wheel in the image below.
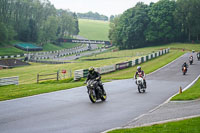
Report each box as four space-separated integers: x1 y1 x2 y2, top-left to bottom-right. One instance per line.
89 91 96 103
138 85 142 93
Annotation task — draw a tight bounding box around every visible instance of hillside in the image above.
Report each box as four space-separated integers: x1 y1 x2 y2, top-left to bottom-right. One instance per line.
78 19 109 41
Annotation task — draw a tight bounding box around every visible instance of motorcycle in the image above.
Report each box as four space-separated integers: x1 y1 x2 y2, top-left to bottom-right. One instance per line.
197 53 200 61
189 57 193 65
86 79 106 103
136 76 146 93
182 66 187 75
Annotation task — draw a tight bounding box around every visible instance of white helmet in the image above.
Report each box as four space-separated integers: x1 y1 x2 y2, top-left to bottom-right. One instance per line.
137 66 141 70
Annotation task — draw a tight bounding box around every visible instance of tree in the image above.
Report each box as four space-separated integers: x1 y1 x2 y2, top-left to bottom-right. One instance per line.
0 0 79 46
73 13 79 35
175 0 200 41
145 0 178 44
42 16 58 44
109 2 149 49
0 22 8 45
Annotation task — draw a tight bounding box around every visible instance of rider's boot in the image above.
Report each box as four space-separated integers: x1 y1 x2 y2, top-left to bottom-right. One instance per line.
100 85 105 95
144 80 147 88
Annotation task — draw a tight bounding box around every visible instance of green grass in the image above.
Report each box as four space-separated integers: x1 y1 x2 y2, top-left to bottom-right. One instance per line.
0 46 168 84
43 43 81 51
0 49 184 101
0 40 24 56
165 43 200 52
108 117 200 133
0 42 81 56
79 19 109 40
102 50 184 80
0 46 24 56
0 43 199 101
171 78 200 100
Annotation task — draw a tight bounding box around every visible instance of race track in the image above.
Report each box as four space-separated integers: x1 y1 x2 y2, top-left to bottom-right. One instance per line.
0 52 199 133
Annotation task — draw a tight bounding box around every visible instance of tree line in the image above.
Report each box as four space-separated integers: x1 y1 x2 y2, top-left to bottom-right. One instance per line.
77 11 108 21
0 0 79 46
109 0 200 49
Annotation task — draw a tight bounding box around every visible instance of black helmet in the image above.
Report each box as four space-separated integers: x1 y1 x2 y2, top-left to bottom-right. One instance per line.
89 67 95 74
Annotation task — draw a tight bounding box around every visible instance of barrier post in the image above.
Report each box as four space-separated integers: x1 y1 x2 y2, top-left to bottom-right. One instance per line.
37 74 39 83
57 71 59 81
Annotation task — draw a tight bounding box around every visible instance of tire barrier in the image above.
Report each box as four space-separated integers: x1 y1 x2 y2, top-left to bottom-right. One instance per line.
0 76 19 86
29 60 71 64
0 45 86 60
74 48 170 80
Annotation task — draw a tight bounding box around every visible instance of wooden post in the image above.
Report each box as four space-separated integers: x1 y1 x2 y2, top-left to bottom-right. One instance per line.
57 71 59 81
37 74 39 83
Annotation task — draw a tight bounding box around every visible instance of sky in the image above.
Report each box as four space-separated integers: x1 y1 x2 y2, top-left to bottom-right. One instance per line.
49 0 159 17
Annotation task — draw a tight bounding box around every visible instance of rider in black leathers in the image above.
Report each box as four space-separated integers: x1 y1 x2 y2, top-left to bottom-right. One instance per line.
86 67 105 94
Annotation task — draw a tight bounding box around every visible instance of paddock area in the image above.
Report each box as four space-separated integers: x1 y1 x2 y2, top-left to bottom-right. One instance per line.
0 59 29 70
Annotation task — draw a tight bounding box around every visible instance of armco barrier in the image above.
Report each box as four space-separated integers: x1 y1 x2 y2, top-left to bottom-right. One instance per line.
95 65 116 74
116 62 130 70
74 48 170 80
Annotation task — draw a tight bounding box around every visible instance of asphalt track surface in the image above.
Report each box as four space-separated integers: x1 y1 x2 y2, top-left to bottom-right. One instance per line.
0 52 200 133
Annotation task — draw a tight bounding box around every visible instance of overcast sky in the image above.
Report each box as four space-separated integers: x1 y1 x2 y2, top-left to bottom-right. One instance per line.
49 0 159 17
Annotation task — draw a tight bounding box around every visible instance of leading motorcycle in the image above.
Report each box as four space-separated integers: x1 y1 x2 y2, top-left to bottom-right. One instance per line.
86 79 106 103
135 76 146 93
189 57 193 65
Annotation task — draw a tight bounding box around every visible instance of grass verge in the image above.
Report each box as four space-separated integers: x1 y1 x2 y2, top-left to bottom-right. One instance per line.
0 50 184 101
171 77 200 100
108 116 200 133
42 42 81 51
102 50 184 80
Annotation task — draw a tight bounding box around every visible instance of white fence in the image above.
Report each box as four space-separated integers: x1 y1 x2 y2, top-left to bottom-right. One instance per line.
74 48 170 80
0 76 19 86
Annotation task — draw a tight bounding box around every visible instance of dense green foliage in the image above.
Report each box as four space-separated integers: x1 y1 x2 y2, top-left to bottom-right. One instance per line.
109 117 200 133
0 0 79 46
77 11 108 21
109 0 200 49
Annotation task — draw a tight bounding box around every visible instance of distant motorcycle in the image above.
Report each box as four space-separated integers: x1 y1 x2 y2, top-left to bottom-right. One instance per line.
86 79 106 103
182 66 187 75
197 53 200 61
135 76 146 93
189 57 193 65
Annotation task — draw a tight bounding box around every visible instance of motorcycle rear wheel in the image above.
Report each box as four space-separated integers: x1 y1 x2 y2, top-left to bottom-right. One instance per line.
101 92 107 101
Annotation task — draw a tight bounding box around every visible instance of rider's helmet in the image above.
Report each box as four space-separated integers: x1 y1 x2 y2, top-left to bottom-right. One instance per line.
184 61 186 64
137 66 141 72
89 67 95 74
